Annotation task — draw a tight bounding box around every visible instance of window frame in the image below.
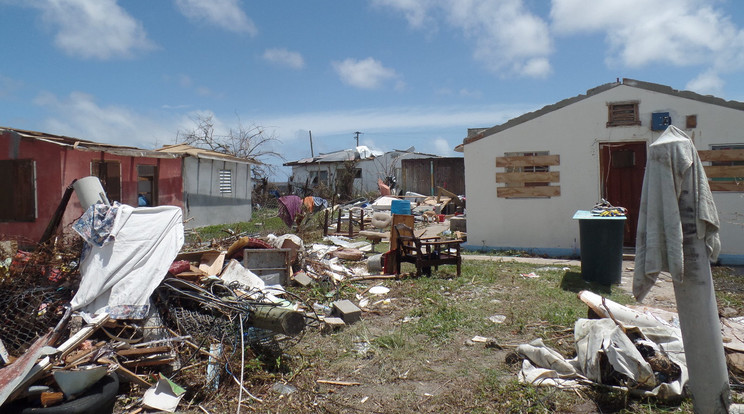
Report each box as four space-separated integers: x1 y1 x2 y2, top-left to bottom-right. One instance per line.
607 101 641 127
91 160 121 203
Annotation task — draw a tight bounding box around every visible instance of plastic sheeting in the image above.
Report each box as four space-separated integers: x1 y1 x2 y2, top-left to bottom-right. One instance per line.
517 318 687 400
71 204 184 319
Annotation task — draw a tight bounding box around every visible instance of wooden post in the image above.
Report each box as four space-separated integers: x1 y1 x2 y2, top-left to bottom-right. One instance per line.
323 209 329 237
348 209 353 238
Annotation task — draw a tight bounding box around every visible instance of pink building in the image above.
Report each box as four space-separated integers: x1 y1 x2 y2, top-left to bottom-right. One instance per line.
0 127 184 245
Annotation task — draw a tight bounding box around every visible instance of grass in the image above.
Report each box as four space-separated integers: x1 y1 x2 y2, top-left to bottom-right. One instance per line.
180 217 742 413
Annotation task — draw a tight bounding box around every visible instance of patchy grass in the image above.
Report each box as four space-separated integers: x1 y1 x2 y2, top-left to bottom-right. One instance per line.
170 215 743 413
179 257 744 413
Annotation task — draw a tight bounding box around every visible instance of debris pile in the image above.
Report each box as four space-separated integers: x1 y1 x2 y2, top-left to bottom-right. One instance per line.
0 189 465 412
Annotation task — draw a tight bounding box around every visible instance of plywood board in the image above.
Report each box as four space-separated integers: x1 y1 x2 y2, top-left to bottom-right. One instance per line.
497 186 560 198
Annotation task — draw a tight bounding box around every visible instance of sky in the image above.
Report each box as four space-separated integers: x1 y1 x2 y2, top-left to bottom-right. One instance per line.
2 0 744 180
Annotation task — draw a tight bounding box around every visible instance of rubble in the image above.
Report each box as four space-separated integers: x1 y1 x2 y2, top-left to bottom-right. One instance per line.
0 190 464 412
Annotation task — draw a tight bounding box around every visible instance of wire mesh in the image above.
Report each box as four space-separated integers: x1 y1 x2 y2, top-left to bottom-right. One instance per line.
0 249 75 357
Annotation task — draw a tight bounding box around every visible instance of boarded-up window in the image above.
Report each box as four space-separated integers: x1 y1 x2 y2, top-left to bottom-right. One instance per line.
219 169 233 194
0 159 36 221
91 160 121 202
698 145 744 192
607 102 640 127
137 165 158 206
495 152 560 198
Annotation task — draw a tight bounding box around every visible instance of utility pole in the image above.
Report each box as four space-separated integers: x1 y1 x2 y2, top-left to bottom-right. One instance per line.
309 130 314 157
353 131 362 147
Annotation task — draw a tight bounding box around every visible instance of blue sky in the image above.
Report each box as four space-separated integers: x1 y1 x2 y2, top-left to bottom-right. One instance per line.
2 0 744 180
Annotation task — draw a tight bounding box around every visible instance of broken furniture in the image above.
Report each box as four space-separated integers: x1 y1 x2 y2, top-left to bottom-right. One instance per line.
393 223 462 277
358 211 392 252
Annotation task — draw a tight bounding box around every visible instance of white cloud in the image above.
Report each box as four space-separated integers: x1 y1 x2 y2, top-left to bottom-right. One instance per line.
0 74 23 98
373 0 552 78
33 91 177 148
371 0 434 29
686 70 725 96
262 48 305 70
433 138 453 156
332 57 401 89
550 0 744 71
174 0 257 35
261 104 530 143
31 0 154 60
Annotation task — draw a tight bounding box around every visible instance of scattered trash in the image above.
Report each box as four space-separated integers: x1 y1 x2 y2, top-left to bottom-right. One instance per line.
519 272 540 278
488 315 507 324
271 382 297 395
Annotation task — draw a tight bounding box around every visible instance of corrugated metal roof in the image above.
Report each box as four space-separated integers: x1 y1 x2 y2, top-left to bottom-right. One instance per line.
0 126 180 159
157 143 257 164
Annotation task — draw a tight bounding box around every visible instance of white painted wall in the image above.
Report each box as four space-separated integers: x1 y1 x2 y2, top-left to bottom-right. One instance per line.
182 156 253 227
463 84 744 262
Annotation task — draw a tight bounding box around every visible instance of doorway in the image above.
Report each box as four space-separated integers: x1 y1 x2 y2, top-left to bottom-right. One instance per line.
599 141 647 247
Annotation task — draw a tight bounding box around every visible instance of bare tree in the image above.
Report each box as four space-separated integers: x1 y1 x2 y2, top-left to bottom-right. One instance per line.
177 114 284 179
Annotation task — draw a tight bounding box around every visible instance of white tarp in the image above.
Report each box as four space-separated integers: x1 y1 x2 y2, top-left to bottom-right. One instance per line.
517 318 687 400
71 204 184 319
633 125 720 301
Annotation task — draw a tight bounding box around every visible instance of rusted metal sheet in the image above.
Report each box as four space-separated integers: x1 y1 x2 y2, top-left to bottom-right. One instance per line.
401 157 464 196
0 332 52 406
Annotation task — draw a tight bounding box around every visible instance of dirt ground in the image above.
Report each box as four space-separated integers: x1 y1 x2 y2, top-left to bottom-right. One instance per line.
182 256 714 414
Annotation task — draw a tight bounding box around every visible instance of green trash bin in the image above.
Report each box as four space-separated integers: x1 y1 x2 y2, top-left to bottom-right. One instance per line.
573 210 626 285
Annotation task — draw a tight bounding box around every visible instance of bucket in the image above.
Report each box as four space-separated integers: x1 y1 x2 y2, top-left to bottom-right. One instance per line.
73 176 110 209
390 199 411 215
437 214 445 223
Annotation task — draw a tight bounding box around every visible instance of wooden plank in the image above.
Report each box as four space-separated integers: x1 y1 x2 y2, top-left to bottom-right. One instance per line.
698 149 744 162
317 379 361 386
496 154 559 168
703 165 744 178
497 186 560 198
97 357 151 388
116 346 171 358
708 181 744 192
496 171 559 183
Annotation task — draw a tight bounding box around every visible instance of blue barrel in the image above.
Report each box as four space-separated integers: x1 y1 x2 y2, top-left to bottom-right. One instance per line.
391 199 411 215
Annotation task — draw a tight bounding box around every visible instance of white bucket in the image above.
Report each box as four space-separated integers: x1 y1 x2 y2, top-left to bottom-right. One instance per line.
73 176 110 209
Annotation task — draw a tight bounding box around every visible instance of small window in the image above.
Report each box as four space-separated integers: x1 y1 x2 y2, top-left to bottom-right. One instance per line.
219 169 233 194
137 165 157 206
607 102 640 127
354 168 362 179
0 159 36 222
611 150 635 168
91 160 121 202
686 115 697 129
310 170 328 185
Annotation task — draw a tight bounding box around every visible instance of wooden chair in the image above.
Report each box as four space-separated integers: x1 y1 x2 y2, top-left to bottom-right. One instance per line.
393 223 462 277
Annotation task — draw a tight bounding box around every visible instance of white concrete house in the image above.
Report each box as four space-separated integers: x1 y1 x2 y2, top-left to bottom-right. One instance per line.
285 146 436 194
158 144 256 228
456 78 744 265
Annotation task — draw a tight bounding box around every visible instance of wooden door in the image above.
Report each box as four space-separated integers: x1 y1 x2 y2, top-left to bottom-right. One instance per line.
599 142 647 247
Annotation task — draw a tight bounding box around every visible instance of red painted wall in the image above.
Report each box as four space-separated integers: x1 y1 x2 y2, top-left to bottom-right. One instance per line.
0 132 183 244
